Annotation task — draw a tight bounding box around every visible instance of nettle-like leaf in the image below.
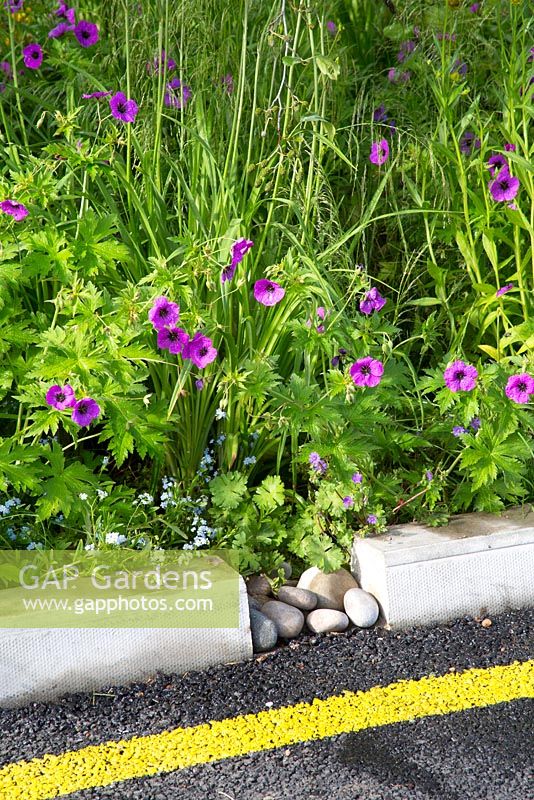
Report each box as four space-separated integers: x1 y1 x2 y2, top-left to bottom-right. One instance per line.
0 439 43 492
254 475 285 513
209 472 248 509
37 444 97 519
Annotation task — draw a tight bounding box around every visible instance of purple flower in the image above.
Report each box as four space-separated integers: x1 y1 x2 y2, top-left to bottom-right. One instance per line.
350 357 384 388
470 417 481 431
82 90 112 99
425 471 433 481
221 73 234 93
223 237 254 282
185 333 218 368
157 326 189 355
528 46 534 63
72 397 101 427
469 2 480 11
0 61 12 80
195 378 205 391
148 296 180 330
397 40 415 63
366 514 377 525
387 68 411 84
6 0 24 10
452 426 467 437
45 384 76 410
373 104 388 123
496 283 514 297
231 237 254 265
23 44 43 70
316 306 326 320
443 360 478 392
487 153 508 177
352 472 363 484
164 78 192 109
360 287 387 315
221 263 237 283
459 131 481 155
309 452 327 474
0 199 29 220
55 0 75 22
489 168 520 202
343 496 354 509
505 373 534 404
451 59 467 78
504 142 516 152
326 20 337 35
109 92 139 123
369 139 389 165
254 279 285 306
74 21 99 47
48 22 74 38
147 50 176 75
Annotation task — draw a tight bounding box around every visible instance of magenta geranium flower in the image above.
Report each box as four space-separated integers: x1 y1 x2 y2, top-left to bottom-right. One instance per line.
110 92 139 123
148 296 180 330
309 452 327 474
55 0 75 22
147 50 176 75
23 44 43 70
46 384 76 410
48 22 74 38
489 168 520 202
0 61 12 80
343 496 354 508
487 154 508 177
443 360 478 392
72 397 101 426
326 20 337 35
369 139 389 165
220 73 234 93
504 143 516 152
459 131 480 155
185 333 217 368
157 327 189 355
74 21 99 47
254 279 285 306
505 374 534 404
360 287 386 315
350 357 384 388
222 237 254 283
496 283 514 297
82 90 112 99
6 0 24 11
0 199 29 220
164 78 192 109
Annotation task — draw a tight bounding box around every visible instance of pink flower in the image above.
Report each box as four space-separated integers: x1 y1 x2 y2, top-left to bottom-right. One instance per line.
369 139 389 166
254 279 285 306
46 384 76 410
350 357 384 388
443 360 478 392
184 333 218 368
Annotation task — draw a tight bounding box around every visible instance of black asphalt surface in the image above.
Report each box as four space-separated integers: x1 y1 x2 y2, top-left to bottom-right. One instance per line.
0 608 532 799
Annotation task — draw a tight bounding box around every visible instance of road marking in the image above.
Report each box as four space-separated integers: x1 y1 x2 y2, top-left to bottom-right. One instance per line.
1 660 532 800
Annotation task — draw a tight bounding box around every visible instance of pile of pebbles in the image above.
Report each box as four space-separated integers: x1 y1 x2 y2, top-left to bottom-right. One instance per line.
247 565 381 653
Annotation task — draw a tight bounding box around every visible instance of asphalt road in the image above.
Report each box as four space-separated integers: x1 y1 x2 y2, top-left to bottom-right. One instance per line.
0 609 532 799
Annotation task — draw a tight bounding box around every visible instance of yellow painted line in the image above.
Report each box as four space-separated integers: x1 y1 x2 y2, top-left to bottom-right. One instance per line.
1 660 533 800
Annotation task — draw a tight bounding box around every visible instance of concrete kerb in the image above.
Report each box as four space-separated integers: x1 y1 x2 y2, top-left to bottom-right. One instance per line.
0 575 252 708
351 506 534 629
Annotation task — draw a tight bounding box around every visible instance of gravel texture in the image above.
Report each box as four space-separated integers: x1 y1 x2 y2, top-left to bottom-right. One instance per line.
0 608 532 800
63 699 534 800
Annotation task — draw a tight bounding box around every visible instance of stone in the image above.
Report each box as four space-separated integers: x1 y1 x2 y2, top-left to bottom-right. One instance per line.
261 601 304 639
308 568 359 610
343 587 380 628
306 609 350 634
276 586 317 611
246 575 272 596
248 595 262 612
249 593 271 607
296 566 321 591
249 609 278 653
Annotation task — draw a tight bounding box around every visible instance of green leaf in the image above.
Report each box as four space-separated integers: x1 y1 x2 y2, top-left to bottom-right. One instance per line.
209 472 248 510
314 56 340 80
254 475 285 513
